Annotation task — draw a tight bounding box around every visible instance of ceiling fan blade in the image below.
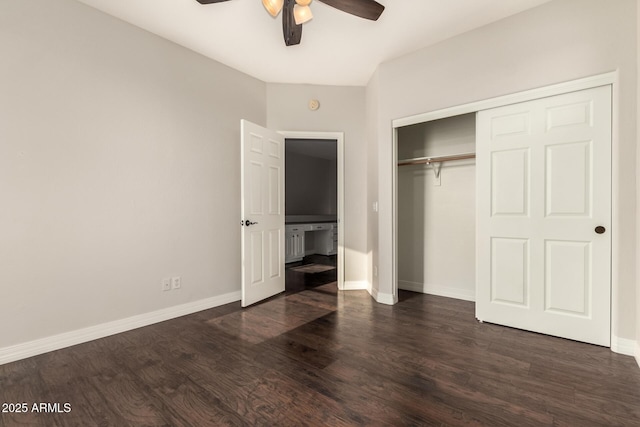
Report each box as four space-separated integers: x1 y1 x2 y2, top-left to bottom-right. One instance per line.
195 0 233 4
283 0 302 46
317 0 384 21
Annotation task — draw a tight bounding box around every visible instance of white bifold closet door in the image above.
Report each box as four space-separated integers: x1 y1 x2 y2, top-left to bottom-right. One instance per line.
476 85 612 346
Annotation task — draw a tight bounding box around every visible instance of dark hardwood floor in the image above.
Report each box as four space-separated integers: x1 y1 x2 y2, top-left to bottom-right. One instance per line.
2 285 640 426
285 254 337 294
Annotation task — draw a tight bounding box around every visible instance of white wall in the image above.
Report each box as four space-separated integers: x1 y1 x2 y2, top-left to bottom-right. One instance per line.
266 83 367 286
397 114 476 301
0 0 265 349
368 0 638 340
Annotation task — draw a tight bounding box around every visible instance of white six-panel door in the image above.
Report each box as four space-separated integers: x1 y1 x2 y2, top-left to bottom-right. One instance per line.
476 86 612 346
241 120 285 307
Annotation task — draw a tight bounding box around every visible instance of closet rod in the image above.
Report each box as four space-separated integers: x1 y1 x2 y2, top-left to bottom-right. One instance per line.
397 152 476 167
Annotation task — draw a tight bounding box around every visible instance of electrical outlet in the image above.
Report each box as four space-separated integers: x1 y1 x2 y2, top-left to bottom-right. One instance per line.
162 278 171 292
171 276 181 290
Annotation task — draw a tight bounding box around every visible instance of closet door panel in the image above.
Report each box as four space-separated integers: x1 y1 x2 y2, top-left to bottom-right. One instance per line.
490 148 530 217
476 85 611 347
544 239 591 316
490 237 529 307
545 140 592 217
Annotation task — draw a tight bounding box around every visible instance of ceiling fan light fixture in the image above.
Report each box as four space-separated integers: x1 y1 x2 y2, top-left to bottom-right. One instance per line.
262 0 284 17
293 4 313 25
295 0 312 6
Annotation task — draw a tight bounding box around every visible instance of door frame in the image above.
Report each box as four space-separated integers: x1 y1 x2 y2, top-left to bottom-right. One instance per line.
279 130 345 291
390 71 623 351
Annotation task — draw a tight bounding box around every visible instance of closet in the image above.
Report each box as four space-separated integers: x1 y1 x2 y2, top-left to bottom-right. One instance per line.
395 83 612 347
397 113 476 302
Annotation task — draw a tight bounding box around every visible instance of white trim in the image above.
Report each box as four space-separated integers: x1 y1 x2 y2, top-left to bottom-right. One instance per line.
610 335 636 356
392 71 617 128
343 280 368 290
370 286 397 305
392 127 399 301
0 291 241 366
398 280 475 302
610 72 621 354
635 343 640 368
376 291 398 305
279 131 345 291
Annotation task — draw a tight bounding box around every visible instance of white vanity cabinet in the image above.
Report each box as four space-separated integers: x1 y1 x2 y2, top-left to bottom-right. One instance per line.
285 222 338 262
316 223 338 256
285 225 306 263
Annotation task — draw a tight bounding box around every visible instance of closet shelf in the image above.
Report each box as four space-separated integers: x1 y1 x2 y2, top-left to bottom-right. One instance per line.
398 152 476 167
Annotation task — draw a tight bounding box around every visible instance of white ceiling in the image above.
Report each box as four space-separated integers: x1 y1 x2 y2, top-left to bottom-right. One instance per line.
75 0 552 86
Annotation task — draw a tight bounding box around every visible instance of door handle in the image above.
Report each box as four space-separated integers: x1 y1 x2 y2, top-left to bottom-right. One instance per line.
595 226 606 234
244 220 259 227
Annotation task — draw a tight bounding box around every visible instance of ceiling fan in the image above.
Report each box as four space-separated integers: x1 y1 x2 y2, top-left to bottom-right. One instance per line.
195 0 385 46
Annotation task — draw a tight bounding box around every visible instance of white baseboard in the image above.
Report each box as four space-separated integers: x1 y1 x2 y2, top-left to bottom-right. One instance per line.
342 280 368 290
399 280 476 302
377 291 398 305
610 335 636 356
0 291 241 366
369 286 397 305
636 342 640 368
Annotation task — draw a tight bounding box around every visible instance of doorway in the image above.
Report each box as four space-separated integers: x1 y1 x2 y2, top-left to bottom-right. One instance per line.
396 113 477 302
280 131 345 294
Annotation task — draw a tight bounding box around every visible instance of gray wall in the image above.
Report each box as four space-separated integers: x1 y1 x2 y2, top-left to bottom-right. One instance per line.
285 150 337 215
0 0 266 348
368 0 638 340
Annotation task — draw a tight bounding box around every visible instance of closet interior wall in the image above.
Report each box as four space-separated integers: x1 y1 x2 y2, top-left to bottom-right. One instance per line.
397 113 476 301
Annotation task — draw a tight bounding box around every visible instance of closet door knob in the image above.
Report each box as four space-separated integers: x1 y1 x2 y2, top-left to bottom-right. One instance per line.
595 226 606 234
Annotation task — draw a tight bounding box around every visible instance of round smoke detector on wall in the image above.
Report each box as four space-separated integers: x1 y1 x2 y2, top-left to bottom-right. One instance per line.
308 99 320 111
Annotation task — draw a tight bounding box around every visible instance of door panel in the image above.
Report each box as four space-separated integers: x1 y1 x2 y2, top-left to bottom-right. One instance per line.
268 166 281 215
250 231 264 285
268 230 281 279
249 161 263 215
241 120 285 307
477 85 611 346
544 240 590 316
490 237 529 307
491 112 531 139
546 101 593 130
545 141 591 216
491 149 530 216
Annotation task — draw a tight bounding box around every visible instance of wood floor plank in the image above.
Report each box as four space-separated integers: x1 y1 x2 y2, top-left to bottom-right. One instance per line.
129 359 247 426
2 288 640 426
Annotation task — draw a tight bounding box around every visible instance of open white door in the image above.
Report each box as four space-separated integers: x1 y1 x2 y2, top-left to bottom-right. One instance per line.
476 85 612 346
241 120 285 307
